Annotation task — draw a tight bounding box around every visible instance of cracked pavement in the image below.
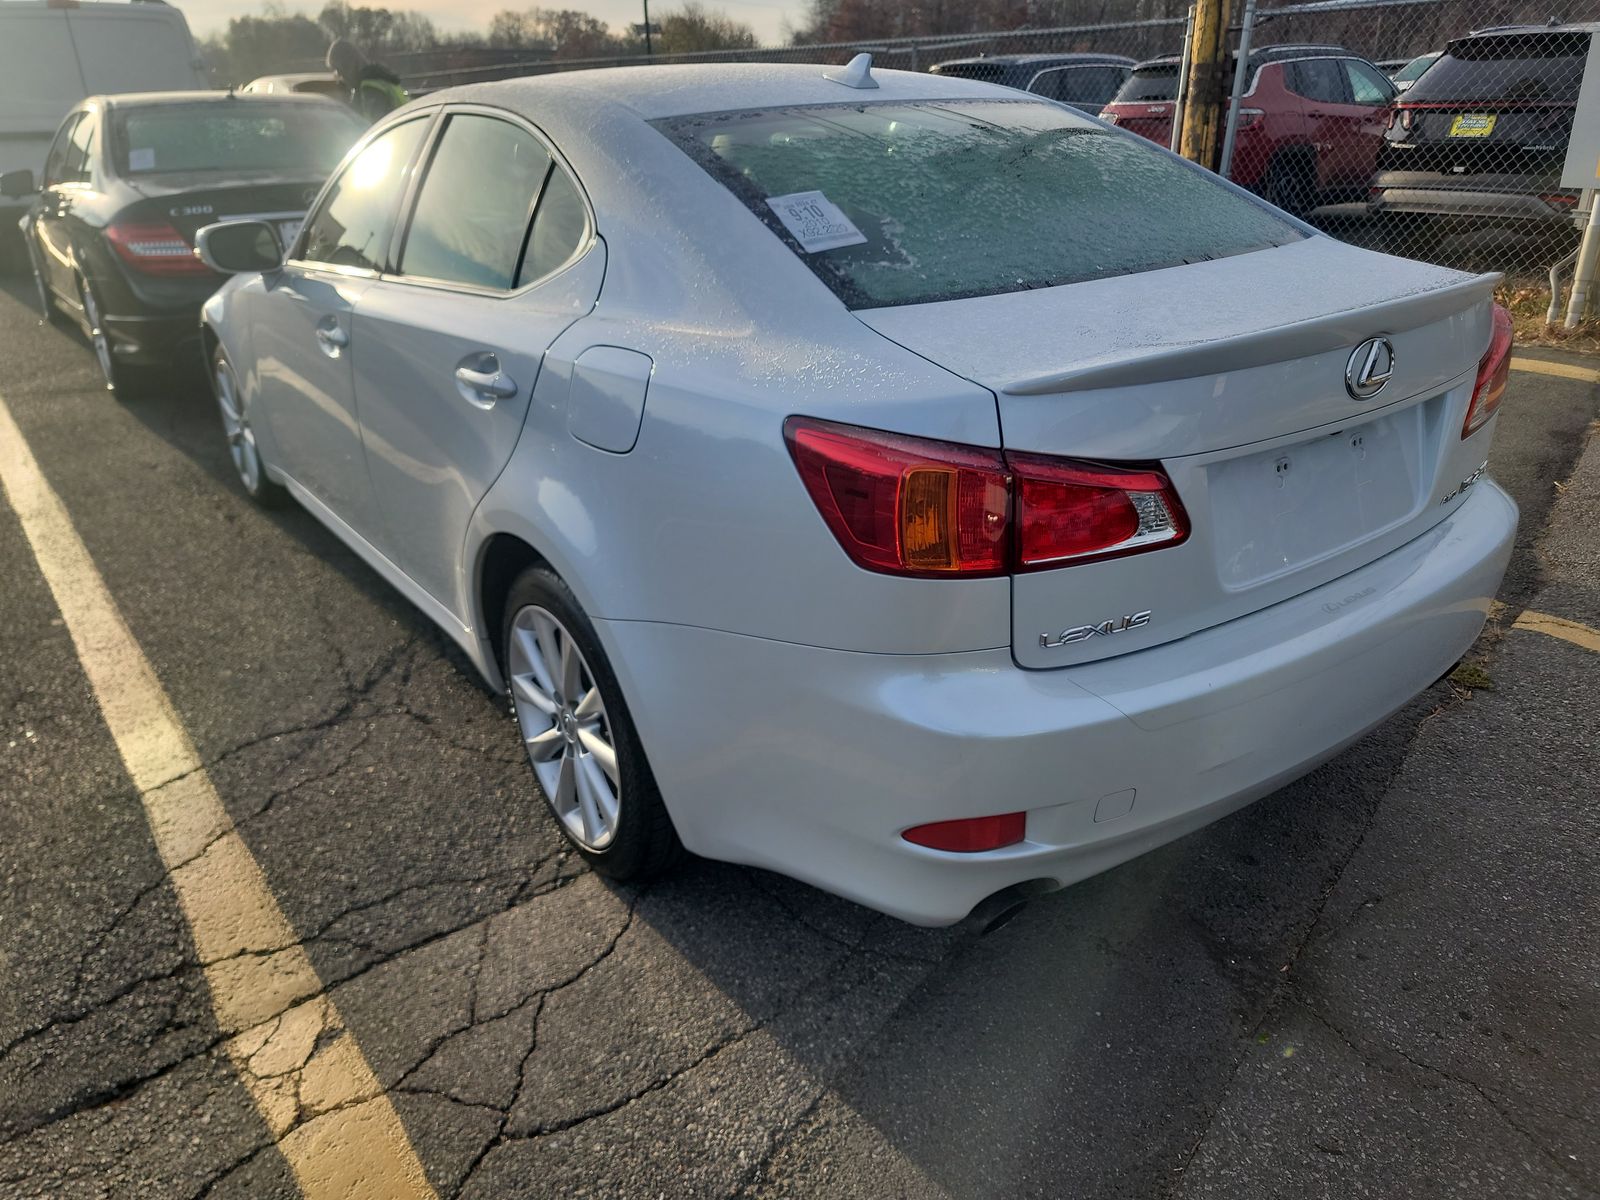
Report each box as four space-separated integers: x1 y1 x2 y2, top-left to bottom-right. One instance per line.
1 272 1597 1199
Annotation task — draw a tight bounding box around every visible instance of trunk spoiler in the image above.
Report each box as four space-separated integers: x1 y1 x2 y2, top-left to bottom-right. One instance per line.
1001 271 1499 397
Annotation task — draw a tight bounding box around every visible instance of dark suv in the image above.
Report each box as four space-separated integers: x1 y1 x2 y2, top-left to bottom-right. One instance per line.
1370 25 1593 249
1100 45 1397 216
928 53 1136 114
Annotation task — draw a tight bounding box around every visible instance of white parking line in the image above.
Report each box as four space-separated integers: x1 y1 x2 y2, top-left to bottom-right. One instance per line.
0 391 436 1199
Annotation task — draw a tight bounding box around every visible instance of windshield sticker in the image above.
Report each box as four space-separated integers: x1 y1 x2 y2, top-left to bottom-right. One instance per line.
128 148 156 171
765 191 867 253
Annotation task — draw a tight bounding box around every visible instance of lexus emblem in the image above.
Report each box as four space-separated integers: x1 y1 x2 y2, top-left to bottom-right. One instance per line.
1345 337 1395 400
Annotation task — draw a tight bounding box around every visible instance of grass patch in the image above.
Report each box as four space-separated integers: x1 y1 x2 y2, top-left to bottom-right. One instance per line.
1499 277 1600 353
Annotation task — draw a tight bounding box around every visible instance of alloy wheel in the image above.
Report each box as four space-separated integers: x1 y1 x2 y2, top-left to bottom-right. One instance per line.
507 605 622 851
213 358 262 494
78 281 115 390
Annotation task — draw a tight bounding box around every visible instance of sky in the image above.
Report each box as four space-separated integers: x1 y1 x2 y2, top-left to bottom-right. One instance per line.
171 0 807 45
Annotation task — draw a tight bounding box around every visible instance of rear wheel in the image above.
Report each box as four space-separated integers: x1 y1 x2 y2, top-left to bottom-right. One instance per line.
501 566 681 880
1263 154 1316 220
77 275 139 395
212 345 288 507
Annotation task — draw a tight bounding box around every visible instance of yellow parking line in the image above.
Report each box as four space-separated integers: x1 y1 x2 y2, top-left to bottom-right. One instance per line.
1510 357 1600 384
0 393 436 1200
1512 609 1600 655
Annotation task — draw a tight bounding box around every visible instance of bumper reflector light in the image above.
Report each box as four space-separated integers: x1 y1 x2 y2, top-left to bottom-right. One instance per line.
902 812 1026 853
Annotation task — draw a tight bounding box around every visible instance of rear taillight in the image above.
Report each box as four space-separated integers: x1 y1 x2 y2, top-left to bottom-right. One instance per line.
1384 108 1396 130
902 812 1026 853
1235 107 1264 131
784 417 1189 577
105 221 212 276
1399 109 1415 132
1463 304 1513 438
1101 112 1120 125
784 419 1008 576
1010 454 1188 568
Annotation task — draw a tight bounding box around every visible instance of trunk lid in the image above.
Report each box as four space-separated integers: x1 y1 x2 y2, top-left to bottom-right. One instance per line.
855 236 1499 667
121 173 327 247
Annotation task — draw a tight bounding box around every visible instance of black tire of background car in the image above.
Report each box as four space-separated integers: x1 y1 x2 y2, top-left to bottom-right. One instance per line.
500 564 683 881
1264 151 1316 221
211 345 291 508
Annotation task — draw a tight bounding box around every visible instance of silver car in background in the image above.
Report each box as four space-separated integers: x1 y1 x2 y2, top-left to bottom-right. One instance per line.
198 62 1517 925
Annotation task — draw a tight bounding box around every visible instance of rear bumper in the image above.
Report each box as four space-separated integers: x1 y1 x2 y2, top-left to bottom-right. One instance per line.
1369 175 1576 222
600 480 1517 925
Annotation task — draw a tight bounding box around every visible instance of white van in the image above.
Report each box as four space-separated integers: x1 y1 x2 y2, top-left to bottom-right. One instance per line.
1 1 207 252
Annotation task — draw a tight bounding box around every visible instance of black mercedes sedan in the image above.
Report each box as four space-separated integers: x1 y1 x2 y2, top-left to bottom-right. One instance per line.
0 92 366 392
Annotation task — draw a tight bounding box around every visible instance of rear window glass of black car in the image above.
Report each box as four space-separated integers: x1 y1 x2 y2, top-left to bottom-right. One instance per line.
112 102 366 176
1028 65 1129 105
1112 65 1180 102
1404 32 1591 104
658 99 1301 310
930 62 1010 84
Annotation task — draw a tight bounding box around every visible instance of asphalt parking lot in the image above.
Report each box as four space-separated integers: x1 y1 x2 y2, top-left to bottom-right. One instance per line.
0 272 1597 1200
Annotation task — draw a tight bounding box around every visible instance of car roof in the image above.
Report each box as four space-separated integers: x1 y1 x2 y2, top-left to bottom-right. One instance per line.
931 53 1136 68
95 90 350 110
1132 43 1361 69
434 60 1029 122
245 73 339 86
1455 21 1600 37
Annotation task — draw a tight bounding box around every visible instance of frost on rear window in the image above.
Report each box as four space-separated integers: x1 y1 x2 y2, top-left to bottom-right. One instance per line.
657 100 1302 309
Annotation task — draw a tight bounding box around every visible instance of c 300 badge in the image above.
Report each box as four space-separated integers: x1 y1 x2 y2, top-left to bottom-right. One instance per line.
1040 610 1152 649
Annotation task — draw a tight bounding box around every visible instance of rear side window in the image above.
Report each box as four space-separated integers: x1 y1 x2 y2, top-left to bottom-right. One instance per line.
1289 59 1348 103
299 117 428 271
1112 65 1180 102
400 114 552 289
1027 66 1129 105
1404 32 1590 103
44 113 88 186
1344 59 1395 104
518 165 588 286
659 99 1301 309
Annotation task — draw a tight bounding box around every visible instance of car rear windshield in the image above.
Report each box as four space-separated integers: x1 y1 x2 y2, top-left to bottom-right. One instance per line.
657 99 1301 309
112 102 366 176
1112 65 1181 102
1403 32 1590 104
931 62 1012 84
1029 65 1129 104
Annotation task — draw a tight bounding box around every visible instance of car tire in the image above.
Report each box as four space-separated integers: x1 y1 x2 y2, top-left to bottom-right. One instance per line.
25 240 64 327
500 565 682 881
77 275 140 395
1264 154 1315 220
211 345 289 508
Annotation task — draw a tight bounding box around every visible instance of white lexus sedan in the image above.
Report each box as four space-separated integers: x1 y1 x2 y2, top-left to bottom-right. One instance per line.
197 60 1517 926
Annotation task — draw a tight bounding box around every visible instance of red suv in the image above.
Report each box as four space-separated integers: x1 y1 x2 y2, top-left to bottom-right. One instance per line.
1101 44 1398 216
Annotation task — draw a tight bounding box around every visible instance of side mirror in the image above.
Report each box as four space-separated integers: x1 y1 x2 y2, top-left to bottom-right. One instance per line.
0 169 36 199
195 219 284 274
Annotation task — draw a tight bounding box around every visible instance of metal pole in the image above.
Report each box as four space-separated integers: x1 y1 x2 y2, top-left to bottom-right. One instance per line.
1217 0 1256 179
1170 6 1195 152
643 0 653 56
1565 192 1600 327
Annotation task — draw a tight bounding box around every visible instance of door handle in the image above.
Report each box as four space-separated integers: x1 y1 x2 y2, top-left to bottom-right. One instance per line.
454 354 517 406
314 317 347 356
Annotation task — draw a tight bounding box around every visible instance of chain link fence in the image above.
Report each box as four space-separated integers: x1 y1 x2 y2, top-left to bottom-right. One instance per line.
377 0 1600 299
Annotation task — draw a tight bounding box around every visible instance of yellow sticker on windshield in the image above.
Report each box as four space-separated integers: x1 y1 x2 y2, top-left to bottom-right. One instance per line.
1449 113 1497 138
